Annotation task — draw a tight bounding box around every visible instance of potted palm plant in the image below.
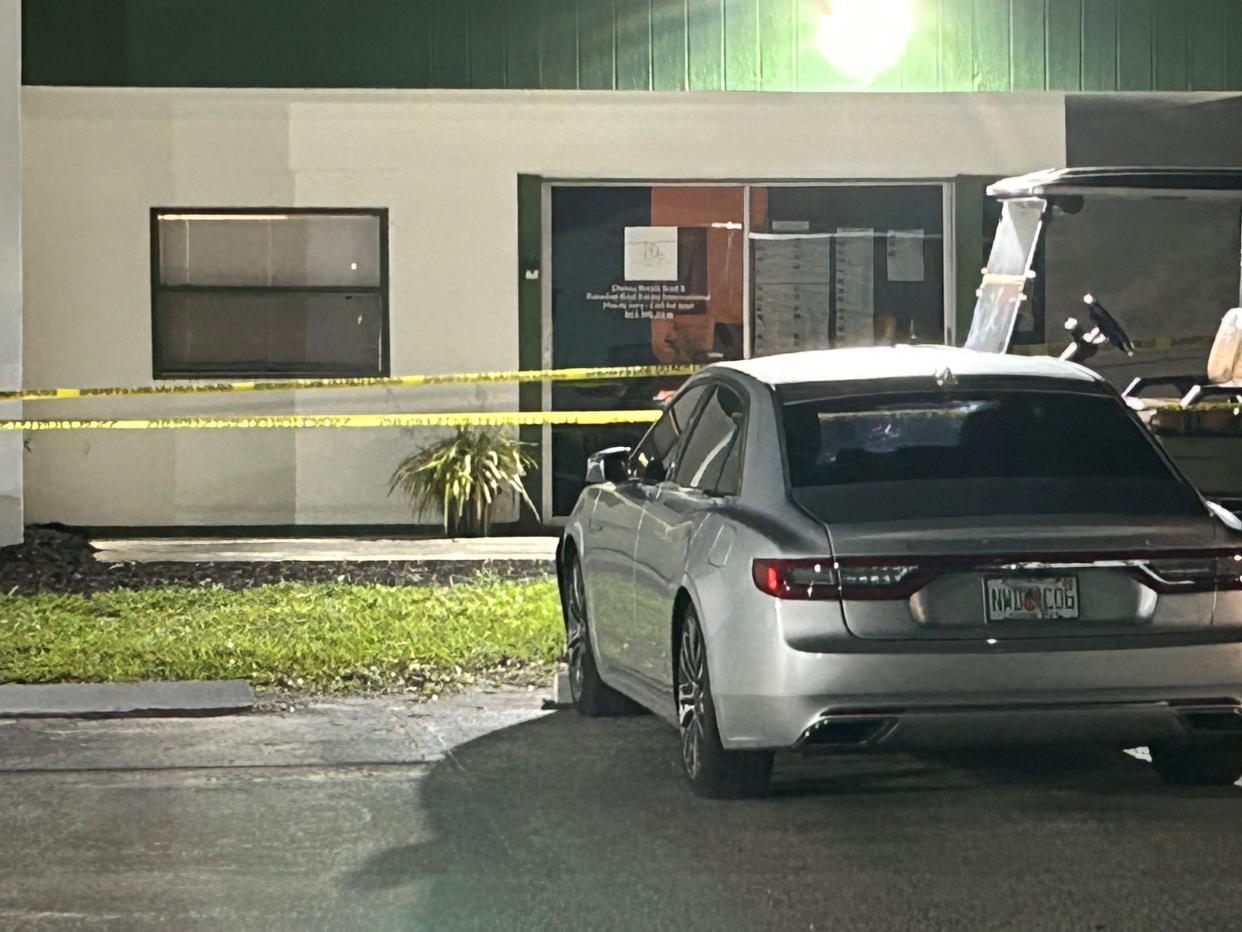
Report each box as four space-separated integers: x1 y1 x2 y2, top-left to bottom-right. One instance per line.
388 427 538 536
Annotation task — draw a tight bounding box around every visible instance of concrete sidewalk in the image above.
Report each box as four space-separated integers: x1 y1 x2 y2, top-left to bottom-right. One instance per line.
91 536 559 564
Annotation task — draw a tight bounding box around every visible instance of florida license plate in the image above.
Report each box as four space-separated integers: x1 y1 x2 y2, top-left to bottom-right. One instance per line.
984 576 1079 621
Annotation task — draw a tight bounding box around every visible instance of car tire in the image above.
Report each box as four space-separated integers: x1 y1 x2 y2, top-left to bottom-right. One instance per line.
563 555 643 717
677 604 773 799
1149 741 1242 786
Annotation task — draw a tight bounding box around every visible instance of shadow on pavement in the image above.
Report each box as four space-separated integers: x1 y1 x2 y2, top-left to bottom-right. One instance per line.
345 710 1242 931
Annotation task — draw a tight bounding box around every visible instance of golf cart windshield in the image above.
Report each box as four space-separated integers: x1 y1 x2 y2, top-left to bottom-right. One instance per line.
964 198 1045 354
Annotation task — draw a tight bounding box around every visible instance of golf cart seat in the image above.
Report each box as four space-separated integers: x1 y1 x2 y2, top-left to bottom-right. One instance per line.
1124 308 1242 407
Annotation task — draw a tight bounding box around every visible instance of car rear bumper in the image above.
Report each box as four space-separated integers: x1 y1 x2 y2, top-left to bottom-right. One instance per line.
710 639 1242 751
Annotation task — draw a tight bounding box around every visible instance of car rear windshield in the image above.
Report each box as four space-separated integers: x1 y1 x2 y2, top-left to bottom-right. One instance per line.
781 389 1202 523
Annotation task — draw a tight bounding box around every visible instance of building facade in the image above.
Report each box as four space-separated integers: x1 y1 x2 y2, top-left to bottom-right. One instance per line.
10 0 1242 534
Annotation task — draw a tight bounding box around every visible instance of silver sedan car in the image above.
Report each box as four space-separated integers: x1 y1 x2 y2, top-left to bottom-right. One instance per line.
557 346 1242 797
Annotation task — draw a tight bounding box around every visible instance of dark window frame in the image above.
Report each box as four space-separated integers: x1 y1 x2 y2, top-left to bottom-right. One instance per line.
149 206 390 380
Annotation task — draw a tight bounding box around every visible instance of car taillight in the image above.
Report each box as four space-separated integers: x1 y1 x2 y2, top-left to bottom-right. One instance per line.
1139 554 1242 593
751 559 926 600
752 559 838 600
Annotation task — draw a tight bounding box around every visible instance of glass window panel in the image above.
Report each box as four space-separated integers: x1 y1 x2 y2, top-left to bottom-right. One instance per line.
268 215 382 287
158 219 190 286
751 185 946 355
155 292 383 376
158 216 271 286
675 386 744 494
156 213 382 287
629 383 708 483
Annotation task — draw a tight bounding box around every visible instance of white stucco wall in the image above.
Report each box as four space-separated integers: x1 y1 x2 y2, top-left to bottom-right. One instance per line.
20 87 1066 527
0 0 19 545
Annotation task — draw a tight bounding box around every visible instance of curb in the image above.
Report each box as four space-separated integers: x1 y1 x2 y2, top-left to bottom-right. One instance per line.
0 680 256 718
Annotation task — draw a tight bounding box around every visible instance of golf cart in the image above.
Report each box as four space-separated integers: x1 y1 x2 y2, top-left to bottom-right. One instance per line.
969 167 1242 510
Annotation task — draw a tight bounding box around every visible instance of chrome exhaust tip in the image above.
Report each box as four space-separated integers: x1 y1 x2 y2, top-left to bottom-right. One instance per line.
798 716 897 749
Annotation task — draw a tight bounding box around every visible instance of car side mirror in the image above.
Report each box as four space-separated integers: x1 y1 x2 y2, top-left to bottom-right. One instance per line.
585 446 631 485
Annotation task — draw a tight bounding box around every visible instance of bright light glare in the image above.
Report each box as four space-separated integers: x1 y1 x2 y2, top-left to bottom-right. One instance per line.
814 0 915 84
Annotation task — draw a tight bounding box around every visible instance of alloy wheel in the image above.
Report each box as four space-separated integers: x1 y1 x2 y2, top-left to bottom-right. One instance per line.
678 616 706 779
565 561 588 703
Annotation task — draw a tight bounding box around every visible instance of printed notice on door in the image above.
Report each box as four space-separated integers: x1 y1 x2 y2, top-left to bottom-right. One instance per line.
624 226 679 282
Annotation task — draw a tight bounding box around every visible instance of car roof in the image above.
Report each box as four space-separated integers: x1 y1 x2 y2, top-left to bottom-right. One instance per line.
711 345 1102 388
989 166 1242 200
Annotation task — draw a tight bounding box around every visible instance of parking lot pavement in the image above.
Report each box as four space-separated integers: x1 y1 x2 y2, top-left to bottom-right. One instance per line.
3 693 1242 932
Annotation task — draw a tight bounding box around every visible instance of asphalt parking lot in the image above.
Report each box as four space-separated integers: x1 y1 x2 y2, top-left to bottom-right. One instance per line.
3 690 1242 932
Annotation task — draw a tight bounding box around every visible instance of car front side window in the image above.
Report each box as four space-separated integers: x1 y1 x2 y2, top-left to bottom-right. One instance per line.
673 385 745 496
630 384 708 483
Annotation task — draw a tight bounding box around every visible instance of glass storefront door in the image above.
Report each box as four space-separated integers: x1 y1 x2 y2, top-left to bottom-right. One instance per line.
545 181 949 519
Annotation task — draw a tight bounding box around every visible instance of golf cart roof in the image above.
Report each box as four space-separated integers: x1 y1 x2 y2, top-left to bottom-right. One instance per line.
989 167 1242 200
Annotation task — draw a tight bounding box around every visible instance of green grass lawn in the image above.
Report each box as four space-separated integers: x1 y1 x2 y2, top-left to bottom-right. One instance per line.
0 577 564 693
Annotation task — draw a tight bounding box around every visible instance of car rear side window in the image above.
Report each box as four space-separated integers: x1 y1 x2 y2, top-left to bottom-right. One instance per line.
630 384 708 483
781 390 1202 522
675 386 745 495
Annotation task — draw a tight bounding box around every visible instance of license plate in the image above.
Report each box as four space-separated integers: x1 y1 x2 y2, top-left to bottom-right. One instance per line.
984 576 1079 621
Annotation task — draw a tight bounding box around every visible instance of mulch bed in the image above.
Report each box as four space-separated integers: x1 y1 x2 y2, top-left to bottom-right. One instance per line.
0 526 554 596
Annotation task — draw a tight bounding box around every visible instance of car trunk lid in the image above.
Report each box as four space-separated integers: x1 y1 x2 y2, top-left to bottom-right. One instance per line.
827 514 1229 640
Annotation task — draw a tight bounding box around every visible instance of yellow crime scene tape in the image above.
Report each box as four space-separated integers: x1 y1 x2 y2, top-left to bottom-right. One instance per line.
8 349 1234 431
0 363 700 403
0 410 662 432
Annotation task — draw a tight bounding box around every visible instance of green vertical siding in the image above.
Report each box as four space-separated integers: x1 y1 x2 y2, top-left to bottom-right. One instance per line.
651 0 688 90
469 0 508 89
940 0 975 91
1118 0 1154 91
1152 0 1189 90
687 0 723 90
1229 2 1242 90
23 0 1242 92
506 0 542 87
540 0 580 89
578 0 616 89
1082 0 1119 91
758 0 796 91
973 0 1011 90
614 0 651 90
901 0 942 91
1189 0 1227 91
430 2 471 88
723 0 759 90
1046 0 1083 90
1011 0 1048 90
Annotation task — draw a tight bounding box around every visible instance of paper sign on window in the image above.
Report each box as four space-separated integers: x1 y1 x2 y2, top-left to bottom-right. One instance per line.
886 229 924 282
624 226 679 282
